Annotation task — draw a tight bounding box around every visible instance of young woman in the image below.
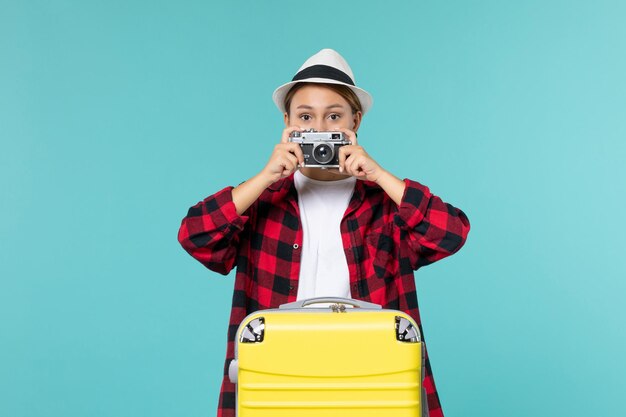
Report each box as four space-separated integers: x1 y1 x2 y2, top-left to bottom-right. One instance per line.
178 49 470 417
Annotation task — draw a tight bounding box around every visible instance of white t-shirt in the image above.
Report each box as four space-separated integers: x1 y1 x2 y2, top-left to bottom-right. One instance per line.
294 170 357 301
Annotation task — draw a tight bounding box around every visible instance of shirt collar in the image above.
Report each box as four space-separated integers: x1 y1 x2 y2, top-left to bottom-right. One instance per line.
268 173 372 215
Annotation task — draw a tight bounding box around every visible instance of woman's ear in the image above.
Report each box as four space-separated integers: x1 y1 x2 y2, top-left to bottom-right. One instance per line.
352 110 363 132
284 112 290 127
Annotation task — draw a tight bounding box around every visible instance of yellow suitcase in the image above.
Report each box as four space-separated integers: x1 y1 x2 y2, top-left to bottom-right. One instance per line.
229 297 427 417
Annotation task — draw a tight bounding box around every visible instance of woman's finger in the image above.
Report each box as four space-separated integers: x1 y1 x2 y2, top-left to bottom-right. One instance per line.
342 154 355 176
338 144 359 173
335 127 358 146
351 155 369 178
283 142 305 166
281 125 303 144
277 154 297 176
338 145 350 173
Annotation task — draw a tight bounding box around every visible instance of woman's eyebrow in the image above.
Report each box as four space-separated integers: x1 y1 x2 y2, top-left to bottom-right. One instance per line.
295 104 345 110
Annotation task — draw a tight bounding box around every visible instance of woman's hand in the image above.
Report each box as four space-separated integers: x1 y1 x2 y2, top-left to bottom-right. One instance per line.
260 125 306 184
232 126 304 215
332 127 406 205
334 127 385 182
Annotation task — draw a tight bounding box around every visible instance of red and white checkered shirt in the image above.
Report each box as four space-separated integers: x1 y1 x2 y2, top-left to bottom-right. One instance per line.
178 174 470 417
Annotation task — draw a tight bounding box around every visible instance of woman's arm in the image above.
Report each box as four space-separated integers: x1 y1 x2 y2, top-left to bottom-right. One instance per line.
396 179 470 269
371 169 405 206
232 125 304 215
177 186 249 275
179 126 306 271
333 127 470 267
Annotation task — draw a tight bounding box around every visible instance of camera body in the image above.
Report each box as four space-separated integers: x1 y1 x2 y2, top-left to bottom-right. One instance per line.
288 129 351 168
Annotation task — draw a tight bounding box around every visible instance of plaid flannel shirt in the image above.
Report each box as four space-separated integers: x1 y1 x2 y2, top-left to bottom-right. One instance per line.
178 174 470 417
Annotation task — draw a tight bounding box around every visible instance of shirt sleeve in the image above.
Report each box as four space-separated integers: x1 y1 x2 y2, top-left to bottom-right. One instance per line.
177 186 250 275
395 178 471 269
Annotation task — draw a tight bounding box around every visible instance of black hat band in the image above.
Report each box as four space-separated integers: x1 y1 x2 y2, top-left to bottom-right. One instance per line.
292 64 355 86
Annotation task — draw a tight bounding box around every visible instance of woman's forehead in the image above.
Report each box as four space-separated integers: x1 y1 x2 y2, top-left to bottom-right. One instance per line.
290 85 351 109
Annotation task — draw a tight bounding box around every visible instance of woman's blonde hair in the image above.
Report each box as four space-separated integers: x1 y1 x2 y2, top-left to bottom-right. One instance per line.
283 82 363 116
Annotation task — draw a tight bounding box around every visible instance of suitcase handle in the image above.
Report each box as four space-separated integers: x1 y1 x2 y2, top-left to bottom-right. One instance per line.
279 297 382 310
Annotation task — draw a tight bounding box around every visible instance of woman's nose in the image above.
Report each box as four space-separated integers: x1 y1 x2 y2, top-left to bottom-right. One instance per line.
314 120 328 131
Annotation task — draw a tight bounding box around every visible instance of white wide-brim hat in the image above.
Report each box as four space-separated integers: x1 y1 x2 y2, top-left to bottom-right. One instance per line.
272 48 373 115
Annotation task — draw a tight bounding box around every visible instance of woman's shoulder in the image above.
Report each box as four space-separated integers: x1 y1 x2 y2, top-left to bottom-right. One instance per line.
252 175 298 212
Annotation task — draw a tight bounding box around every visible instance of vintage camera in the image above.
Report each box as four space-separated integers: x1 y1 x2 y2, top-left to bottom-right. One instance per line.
288 129 351 168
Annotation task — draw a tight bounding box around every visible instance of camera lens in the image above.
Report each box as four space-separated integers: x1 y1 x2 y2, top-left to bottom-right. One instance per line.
312 143 334 164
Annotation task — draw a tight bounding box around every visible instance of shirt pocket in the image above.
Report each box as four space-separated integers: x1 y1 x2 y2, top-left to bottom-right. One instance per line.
365 225 397 281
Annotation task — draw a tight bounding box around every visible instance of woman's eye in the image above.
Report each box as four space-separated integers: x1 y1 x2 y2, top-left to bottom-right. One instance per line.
300 114 311 121
329 114 341 120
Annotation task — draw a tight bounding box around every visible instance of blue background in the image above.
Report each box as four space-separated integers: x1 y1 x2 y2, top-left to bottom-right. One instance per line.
2 1 625 416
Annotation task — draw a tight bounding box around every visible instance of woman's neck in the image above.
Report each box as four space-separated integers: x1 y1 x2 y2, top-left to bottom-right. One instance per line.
298 167 352 181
